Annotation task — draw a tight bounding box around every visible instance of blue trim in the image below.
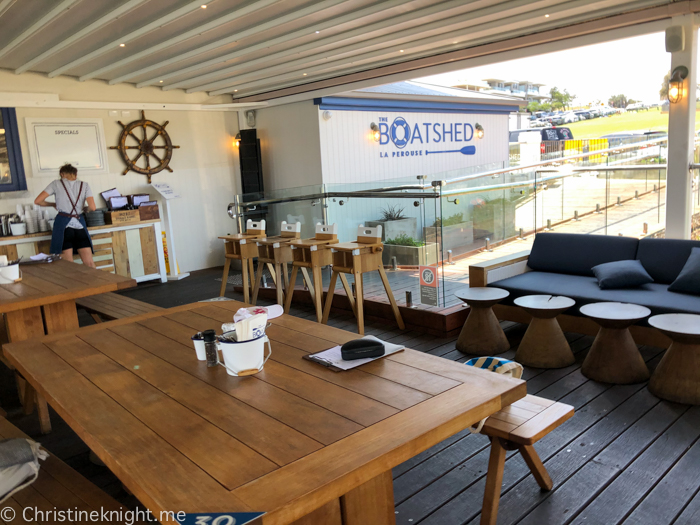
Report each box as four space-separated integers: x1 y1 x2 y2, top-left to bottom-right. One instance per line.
0 108 28 192
314 96 519 114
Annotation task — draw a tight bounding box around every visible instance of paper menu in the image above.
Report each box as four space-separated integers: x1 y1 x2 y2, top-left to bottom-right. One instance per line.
306 335 404 371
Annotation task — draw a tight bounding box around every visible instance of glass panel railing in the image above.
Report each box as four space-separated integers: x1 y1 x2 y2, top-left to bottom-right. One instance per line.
226 136 669 309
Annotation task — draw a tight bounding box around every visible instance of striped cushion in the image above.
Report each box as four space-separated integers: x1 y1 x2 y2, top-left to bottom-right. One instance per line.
465 357 523 379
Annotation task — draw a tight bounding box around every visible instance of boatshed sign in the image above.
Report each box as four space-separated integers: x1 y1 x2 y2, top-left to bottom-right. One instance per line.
318 109 509 184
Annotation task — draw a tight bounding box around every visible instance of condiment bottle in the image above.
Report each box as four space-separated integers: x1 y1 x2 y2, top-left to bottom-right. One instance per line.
203 329 219 368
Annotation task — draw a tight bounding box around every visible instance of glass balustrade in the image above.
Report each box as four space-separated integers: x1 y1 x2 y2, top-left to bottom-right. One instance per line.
228 136 669 309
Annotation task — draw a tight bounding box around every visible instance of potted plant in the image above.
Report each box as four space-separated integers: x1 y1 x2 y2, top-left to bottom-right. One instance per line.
424 212 474 257
366 205 418 241
382 234 438 266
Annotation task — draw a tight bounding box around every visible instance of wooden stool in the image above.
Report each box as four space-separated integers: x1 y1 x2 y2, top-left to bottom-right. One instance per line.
219 219 266 303
252 221 302 305
322 225 405 335
480 395 574 525
284 224 339 322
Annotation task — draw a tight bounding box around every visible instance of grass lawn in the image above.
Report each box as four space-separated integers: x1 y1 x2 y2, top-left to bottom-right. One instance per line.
564 107 700 139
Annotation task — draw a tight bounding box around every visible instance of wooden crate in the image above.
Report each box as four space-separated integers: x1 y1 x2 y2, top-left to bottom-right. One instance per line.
104 210 140 225
138 204 160 221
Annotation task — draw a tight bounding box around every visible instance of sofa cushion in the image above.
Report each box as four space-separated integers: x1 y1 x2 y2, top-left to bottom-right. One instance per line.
490 271 700 317
527 233 639 277
636 238 700 284
668 247 700 295
592 260 654 289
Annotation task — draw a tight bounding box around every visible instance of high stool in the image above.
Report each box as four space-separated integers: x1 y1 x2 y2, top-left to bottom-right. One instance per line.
219 219 266 303
322 225 405 335
252 221 302 305
284 223 339 322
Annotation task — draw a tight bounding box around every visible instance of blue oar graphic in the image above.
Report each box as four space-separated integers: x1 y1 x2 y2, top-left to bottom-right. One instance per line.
425 145 476 155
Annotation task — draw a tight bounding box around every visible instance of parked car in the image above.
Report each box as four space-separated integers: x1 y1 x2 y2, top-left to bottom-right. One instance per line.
600 130 667 148
574 110 592 120
509 127 574 143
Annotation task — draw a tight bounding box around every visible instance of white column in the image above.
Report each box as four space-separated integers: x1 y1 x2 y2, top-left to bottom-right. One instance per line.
666 15 697 239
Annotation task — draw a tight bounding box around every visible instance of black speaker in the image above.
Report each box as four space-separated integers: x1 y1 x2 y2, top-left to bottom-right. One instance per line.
239 129 265 220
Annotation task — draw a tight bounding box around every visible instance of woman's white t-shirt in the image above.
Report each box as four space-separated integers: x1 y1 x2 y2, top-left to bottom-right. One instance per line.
43 179 93 229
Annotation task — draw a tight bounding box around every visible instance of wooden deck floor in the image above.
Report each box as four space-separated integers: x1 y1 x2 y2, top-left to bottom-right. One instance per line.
1 267 699 525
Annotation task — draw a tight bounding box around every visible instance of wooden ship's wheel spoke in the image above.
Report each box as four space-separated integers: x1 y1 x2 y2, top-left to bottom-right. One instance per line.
110 110 179 183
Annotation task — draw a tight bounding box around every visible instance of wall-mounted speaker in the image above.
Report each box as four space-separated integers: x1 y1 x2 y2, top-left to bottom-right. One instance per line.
666 26 685 53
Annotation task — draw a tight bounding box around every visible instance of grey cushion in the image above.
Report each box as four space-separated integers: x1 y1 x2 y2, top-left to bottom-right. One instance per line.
527 233 639 277
668 247 700 295
490 271 700 317
592 260 653 289
636 238 700 284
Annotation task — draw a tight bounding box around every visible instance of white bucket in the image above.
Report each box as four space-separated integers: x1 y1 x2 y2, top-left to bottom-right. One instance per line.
0 264 20 284
219 334 271 377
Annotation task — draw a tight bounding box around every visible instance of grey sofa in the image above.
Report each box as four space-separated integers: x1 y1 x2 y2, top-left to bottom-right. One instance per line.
469 233 700 346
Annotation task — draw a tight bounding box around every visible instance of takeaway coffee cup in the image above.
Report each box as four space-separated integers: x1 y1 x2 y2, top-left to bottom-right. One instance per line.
219 333 271 377
191 333 206 361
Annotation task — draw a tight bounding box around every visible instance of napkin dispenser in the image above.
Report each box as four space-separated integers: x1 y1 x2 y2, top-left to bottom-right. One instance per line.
341 339 385 361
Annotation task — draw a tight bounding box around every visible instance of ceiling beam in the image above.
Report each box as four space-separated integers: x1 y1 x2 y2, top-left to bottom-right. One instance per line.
0 0 17 18
48 0 212 78
166 0 511 91
206 0 632 96
187 0 562 93
15 0 147 75
234 1 687 103
81 0 281 82
135 0 414 88
0 0 79 61
109 0 346 86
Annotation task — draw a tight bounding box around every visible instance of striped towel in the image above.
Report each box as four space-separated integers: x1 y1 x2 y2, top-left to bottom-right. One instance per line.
464 356 523 379
465 357 523 433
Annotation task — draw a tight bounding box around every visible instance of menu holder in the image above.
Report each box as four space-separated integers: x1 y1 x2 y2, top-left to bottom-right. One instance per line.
303 335 404 372
128 194 151 207
100 188 121 207
108 196 129 211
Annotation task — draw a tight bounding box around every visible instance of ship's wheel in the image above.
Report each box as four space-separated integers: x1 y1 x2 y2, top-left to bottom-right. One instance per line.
110 110 180 183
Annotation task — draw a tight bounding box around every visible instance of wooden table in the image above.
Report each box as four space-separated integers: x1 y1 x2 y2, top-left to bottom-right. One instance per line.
455 287 510 356
579 302 650 384
648 313 700 405
4 300 525 525
513 295 576 369
0 259 136 432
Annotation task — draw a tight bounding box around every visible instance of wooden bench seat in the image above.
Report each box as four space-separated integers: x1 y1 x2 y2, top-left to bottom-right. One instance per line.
76 292 163 323
0 416 136 522
480 394 574 525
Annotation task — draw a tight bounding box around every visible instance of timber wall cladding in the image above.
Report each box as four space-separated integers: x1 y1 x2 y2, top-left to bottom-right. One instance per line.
0 226 159 278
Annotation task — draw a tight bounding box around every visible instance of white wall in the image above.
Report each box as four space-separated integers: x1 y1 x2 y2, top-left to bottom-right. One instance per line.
0 70 240 272
254 101 323 192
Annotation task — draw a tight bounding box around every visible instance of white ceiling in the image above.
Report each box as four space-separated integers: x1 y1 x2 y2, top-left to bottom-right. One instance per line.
0 0 681 101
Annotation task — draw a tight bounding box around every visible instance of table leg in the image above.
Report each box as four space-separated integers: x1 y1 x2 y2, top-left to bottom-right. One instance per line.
312 264 324 323
4 307 53 434
248 259 256 299
322 270 339 324
649 340 700 405
300 267 316 310
241 258 250 304
582 327 649 384
378 266 405 330
340 470 396 525
354 267 364 335
274 263 284 306
251 262 264 305
290 500 342 525
338 273 357 319
219 257 231 297
456 305 509 356
515 316 574 369
43 300 80 333
284 266 299 314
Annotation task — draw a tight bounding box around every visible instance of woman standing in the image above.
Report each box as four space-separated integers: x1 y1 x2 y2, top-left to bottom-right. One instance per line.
34 164 97 268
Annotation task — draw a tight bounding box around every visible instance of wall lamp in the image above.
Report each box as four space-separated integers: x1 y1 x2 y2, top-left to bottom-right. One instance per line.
475 123 484 139
668 66 688 104
234 132 241 148
370 122 380 142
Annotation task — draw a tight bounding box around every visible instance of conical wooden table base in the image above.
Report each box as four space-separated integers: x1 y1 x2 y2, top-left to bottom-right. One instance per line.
455 287 510 356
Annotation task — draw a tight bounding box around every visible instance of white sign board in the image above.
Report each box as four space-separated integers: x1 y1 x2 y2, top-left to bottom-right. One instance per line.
319 110 510 184
25 118 109 176
151 182 180 200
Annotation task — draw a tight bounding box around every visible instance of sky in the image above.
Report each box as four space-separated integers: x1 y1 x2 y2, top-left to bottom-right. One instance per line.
417 32 681 105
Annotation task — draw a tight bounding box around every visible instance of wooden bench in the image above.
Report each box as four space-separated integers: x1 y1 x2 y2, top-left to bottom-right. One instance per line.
0 416 137 521
480 394 574 525
76 292 163 323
